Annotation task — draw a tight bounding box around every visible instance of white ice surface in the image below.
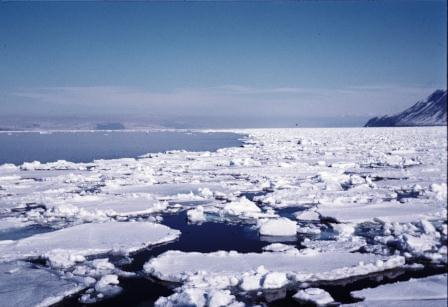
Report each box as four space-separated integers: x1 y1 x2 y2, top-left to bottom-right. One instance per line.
293 288 334 305
318 200 446 224
0 127 446 305
350 274 447 306
0 261 83 307
258 218 297 236
144 250 404 284
0 222 180 262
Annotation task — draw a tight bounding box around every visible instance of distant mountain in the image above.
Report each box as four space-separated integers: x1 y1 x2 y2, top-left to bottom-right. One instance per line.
365 89 447 127
95 122 126 130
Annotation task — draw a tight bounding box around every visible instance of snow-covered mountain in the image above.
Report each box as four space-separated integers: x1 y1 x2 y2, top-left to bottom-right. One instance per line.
365 89 447 127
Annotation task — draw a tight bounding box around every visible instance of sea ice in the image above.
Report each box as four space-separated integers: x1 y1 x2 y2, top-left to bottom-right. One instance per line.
155 288 244 307
0 126 446 304
258 217 297 236
351 274 447 306
0 261 83 307
222 197 261 216
293 288 334 305
144 250 404 285
317 200 445 224
187 205 207 223
0 222 180 263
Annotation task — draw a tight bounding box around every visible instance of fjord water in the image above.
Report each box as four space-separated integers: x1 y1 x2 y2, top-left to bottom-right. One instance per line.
0 131 243 165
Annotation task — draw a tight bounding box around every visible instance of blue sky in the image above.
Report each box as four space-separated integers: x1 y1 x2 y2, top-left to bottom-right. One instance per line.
0 1 446 127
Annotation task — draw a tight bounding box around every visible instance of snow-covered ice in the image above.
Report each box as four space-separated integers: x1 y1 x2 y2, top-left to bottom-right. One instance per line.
350 274 447 306
144 249 404 305
317 200 445 224
0 126 446 304
0 261 83 307
144 250 404 284
0 222 180 263
258 217 297 236
293 288 334 305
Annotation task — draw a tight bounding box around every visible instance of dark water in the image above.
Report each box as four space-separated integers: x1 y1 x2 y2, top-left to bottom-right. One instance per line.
0 131 243 165
0 224 54 241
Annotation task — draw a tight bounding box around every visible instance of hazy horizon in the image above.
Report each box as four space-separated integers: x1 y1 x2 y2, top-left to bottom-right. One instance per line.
0 1 446 128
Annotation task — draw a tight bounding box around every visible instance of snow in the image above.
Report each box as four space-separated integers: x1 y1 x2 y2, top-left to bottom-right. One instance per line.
351 274 447 306
0 222 180 262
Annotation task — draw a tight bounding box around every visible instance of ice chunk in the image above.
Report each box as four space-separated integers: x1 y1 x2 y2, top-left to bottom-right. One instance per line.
420 219 436 234
240 273 263 291
318 200 445 224
262 272 288 289
0 222 180 262
59 193 168 217
222 197 261 216
258 218 297 236
302 237 366 253
155 288 242 307
351 274 447 306
207 289 240 307
144 250 404 285
332 223 356 238
0 261 83 307
262 243 300 255
294 209 320 221
293 288 334 305
94 274 122 296
429 183 447 200
187 205 206 223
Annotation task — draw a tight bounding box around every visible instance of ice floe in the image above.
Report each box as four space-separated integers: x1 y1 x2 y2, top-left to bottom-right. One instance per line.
350 274 447 306
293 288 334 305
0 222 180 263
144 249 404 286
258 217 297 237
0 261 83 307
144 249 405 305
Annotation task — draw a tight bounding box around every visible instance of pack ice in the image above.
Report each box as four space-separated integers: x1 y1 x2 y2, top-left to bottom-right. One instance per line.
0 127 446 305
350 274 447 306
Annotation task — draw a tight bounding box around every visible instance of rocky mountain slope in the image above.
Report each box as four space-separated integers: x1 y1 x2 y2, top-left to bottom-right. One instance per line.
365 89 447 127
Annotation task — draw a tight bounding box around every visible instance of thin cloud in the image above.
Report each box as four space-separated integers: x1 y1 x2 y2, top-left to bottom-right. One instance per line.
8 85 437 119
